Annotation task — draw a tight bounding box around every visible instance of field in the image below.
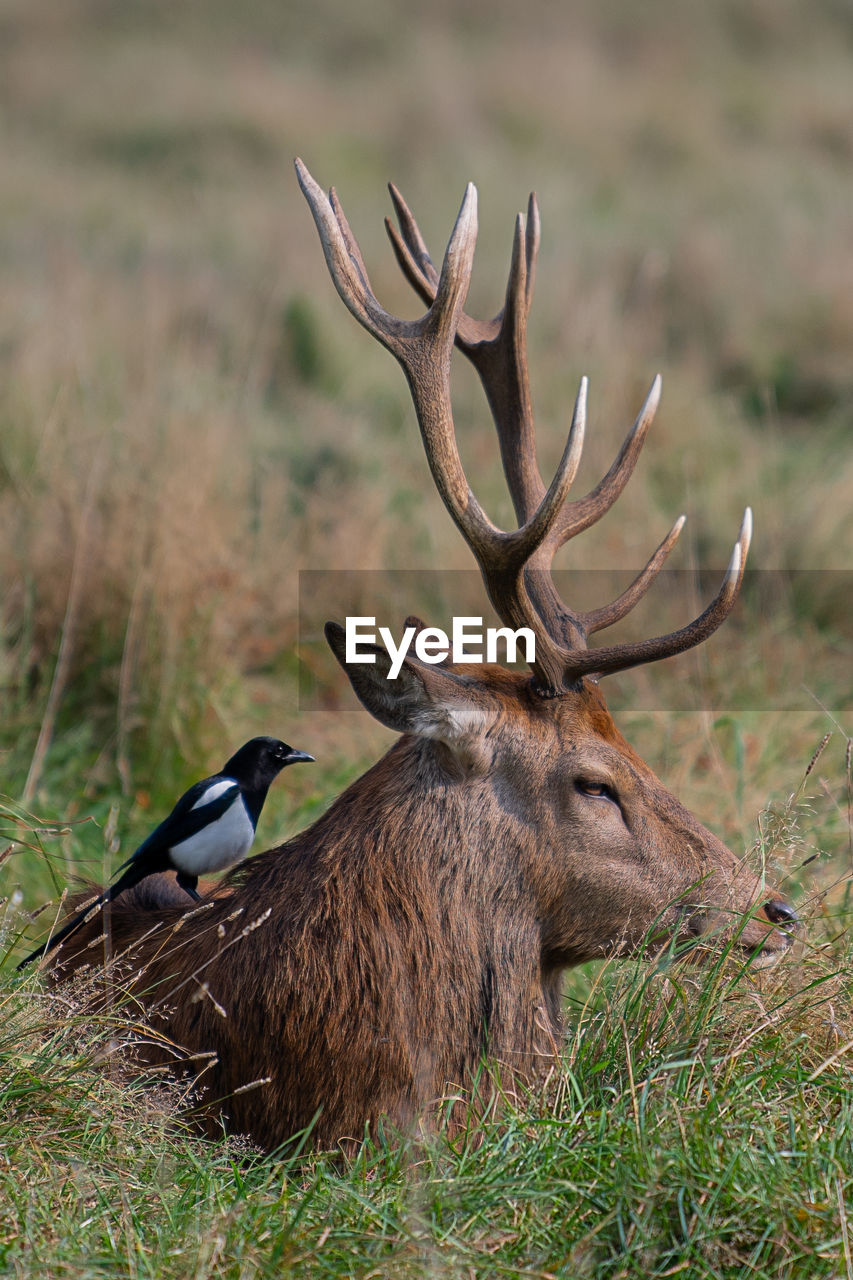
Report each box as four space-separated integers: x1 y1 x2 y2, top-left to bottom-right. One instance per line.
1 0 852 1275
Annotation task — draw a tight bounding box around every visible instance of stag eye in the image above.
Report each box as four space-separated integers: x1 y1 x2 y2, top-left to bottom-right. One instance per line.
575 779 617 802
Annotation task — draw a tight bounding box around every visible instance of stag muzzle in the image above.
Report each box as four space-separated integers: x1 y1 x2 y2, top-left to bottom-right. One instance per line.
763 898 800 931
685 894 800 963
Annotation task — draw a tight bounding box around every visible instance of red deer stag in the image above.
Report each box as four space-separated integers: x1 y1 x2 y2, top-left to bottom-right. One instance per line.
35 162 797 1152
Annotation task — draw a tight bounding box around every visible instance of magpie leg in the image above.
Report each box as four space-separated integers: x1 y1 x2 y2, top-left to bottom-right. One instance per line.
176 871 202 902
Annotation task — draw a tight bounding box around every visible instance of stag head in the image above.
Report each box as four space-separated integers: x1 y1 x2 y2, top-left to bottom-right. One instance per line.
21 167 799 1153
297 159 797 962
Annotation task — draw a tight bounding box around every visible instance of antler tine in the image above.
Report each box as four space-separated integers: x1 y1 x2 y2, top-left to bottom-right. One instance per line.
298 160 502 552
385 185 658 547
425 182 480 349
386 183 438 301
387 182 502 352
385 217 433 306
561 509 753 680
386 179 540 336
329 187 370 284
297 159 479 364
503 212 529 331
387 181 499 539
466 204 548 526
550 375 661 549
581 514 685 635
478 197 540 343
296 159 406 352
385 185 546 531
514 377 586 556
523 192 540 309
410 188 585 576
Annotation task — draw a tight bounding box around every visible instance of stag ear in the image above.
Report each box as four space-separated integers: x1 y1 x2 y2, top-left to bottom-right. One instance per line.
324 621 491 742
403 614 453 667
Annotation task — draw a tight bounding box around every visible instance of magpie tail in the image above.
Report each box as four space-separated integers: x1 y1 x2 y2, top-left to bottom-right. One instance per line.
16 861 160 970
16 889 110 970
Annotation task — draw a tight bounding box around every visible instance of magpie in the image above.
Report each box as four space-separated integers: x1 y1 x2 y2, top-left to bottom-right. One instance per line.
17 736 314 970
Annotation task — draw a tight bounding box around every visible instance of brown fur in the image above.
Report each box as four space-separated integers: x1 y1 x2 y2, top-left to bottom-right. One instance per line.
42 174 795 1151
50 658 792 1151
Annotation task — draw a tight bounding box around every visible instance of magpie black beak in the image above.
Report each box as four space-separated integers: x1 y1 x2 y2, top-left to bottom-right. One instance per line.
284 749 315 765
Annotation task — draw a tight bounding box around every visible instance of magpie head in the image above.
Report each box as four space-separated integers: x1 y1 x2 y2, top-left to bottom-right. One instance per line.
223 737 315 789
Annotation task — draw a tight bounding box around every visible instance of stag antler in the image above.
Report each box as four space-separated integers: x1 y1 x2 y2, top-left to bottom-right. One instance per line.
296 160 751 696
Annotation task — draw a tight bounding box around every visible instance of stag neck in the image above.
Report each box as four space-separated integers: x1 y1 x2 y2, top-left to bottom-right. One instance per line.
254 737 558 1061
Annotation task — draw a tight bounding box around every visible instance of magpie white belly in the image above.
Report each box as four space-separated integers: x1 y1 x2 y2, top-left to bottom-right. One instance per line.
169 797 255 874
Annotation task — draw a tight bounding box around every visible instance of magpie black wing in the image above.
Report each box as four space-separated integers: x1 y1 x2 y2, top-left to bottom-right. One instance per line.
19 778 243 968
120 778 242 870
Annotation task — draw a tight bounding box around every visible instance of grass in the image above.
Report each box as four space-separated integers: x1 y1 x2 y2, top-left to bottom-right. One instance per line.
1 0 852 1273
4 805 853 1279
3 735 852 1278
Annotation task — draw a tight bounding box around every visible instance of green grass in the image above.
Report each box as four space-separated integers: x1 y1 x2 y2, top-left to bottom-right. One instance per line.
1 0 852 1273
3 741 852 1278
4 872 853 1278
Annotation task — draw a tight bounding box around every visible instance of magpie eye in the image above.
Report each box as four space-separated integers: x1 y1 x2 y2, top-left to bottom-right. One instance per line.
575 779 616 801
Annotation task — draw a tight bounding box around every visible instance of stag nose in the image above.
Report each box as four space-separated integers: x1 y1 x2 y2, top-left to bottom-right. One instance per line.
763 899 799 933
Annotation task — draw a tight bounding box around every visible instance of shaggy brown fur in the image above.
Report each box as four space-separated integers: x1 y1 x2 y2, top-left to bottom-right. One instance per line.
38 174 797 1151
46 654 792 1151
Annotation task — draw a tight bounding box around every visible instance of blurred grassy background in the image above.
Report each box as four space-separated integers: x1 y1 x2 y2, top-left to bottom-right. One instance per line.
0 0 850 916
